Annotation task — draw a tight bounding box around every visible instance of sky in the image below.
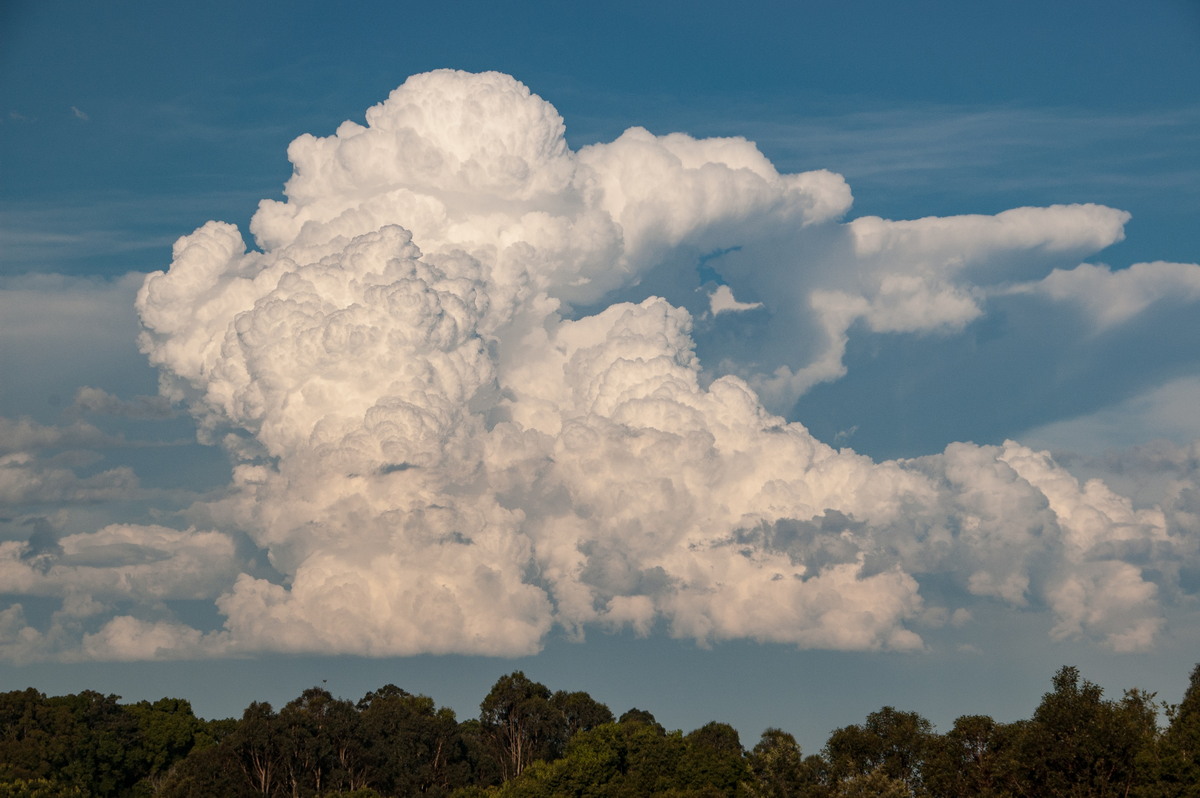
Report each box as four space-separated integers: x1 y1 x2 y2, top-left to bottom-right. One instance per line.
2 0 1200 754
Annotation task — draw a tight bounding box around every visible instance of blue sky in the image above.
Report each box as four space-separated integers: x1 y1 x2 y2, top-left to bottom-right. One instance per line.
3 0 1200 753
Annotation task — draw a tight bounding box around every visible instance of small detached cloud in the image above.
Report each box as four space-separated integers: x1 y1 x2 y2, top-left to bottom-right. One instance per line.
708 284 763 316
4 70 1198 663
0 523 241 601
70 106 90 122
70 386 175 420
0 523 242 663
0 453 136 506
0 416 137 508
0 416 121 454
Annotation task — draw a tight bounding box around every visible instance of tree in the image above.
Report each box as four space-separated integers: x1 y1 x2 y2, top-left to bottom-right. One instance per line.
743 728 828 798
1140 662 1200 797
617 722 688 797
264 686 374 797
358 685 467 796
679 721 748 796
0 689 56 783
825 706 933 796
227 701 284 797
479 672 566 780
619 708 664 733
457 718 503 789
923 715 1021 798
1017 665 1157 797
550 690 614 741
491 722 624 798
320 694 369 792
157 742 254 798
0 689 202 797
0 778 86 798
492 719 693 798
832 768 911 798
126 697 206 795
51 690 140 798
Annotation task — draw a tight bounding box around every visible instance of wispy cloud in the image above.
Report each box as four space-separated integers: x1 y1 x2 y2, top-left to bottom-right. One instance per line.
738 103 1200 203
0 193 266 272
0 417 122 454
69 387 175 420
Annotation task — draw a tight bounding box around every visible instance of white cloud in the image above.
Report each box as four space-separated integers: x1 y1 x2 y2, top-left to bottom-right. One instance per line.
0 451 137 505
708 284 762 315
1010 260 1200 329
0 523 241 600
70 386 175 419
849 205 1129 267
81 617 228 661
0 416 121 454
0 604 231 664
5 70 1197 663
1021 378 1200 456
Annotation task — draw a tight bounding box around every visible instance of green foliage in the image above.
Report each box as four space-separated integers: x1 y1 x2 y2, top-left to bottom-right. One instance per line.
225 700 283 796
922 714 1023 798
5 661 1200 798
680 722 747 796
276 687 358 796
0 688 58 782
551 690 615 739
831 768 910 798
1138 663 1200 797
0 688 208 798
156 742 252 798
458 718 504 789
491 717 751 798
358 684 467 796
1014 665 1158 797
491 719 685 798
618 707 663 731
126 696 206 793
618 723 688 796
742 728 828 798
478 672 611 783
479 672 566 780
0 779 86 798
447 787 493 798
825 706 933 795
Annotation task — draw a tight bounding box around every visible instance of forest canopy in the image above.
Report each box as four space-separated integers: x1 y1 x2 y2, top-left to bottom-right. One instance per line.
3 662 1200 797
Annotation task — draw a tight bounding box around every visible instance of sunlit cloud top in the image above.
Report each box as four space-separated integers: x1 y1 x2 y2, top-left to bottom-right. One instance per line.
3 70 1199 664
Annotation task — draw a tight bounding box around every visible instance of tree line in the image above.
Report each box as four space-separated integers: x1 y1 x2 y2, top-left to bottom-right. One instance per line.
2 662 1200 797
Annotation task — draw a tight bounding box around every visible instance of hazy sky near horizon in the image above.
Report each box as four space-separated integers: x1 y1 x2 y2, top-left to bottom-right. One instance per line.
3 0 1200 752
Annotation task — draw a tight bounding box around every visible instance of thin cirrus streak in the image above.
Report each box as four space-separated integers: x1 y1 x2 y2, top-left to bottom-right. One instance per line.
4 69 1198 663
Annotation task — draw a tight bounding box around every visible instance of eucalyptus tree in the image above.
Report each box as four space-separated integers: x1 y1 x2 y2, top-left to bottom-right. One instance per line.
479 672 566 780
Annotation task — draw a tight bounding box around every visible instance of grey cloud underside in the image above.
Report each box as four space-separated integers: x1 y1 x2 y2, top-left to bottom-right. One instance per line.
3 69 1200 662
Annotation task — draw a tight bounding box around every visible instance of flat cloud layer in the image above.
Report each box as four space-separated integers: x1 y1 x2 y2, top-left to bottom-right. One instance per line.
3 70 1199 661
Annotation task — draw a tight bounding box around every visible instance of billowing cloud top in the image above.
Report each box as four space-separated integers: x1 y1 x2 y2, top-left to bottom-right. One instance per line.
5 70 1198 662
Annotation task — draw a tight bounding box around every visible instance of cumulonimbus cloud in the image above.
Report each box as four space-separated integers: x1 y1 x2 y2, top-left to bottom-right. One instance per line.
3 69 1196 662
